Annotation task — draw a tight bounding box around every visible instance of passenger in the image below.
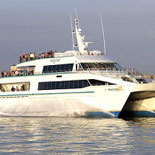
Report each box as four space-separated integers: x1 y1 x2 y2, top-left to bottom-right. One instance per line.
16 86 19 91
31 70 34 75
30 52 34 60
15 70 19 76
7 71 11 76
41 52 45 58
43 52 47 58
22 54 25 62
4 72 7 77
1 72 4 77
23 69 27 76
19 70 23 76
47 51 52 57
11 86 15 91
11 71 15 76
21 84 25 91
38 54 42 59
24 54 28 61
51 50 54 57
45 52 48 58
28 70 34 75
34 52 38 59
19 55 22 63
27 53 30 61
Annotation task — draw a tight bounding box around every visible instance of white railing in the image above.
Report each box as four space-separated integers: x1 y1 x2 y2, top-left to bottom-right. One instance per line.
75 69 128 78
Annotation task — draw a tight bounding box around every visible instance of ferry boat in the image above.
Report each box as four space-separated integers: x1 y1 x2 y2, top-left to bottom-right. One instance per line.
0 17 155 117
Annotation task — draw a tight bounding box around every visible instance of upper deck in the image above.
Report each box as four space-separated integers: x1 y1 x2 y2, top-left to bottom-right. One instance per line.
15 51 116 73
17 51 114 65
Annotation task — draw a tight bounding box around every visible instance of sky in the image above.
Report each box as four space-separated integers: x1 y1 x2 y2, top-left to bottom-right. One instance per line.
0 0 155 74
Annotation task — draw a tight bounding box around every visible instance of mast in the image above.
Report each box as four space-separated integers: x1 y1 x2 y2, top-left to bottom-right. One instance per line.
75 8 80 27
74 13 92 55
74 18 89 55
100 12 107 55
70 10 91 55
69 12 75 50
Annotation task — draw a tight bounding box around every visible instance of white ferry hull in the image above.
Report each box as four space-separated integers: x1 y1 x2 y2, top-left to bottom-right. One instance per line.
0 83 155 117
0 86 131 117
0 78 155 117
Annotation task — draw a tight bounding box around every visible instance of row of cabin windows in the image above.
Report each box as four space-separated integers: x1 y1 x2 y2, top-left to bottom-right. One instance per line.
43 64 73 73
42 63 122 73
38 79 115 90
38 80 89 90
80 63 122 71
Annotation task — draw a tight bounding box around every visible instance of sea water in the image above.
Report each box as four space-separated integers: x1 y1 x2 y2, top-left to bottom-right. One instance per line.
0 117 155 154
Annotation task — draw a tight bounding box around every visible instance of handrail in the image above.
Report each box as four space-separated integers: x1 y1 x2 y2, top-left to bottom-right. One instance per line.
18 52 79 64
18 52 104 64
76 69 128 76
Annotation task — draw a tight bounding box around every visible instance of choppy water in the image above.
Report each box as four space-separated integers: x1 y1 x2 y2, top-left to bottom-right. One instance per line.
0 117 155 154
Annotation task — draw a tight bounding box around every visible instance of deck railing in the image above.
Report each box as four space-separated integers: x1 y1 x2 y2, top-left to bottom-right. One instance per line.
18 52 82 64
76 69 128 78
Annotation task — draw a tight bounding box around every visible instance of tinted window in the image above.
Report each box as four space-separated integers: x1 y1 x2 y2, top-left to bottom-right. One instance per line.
38 80 90 90
89 79 115 85
136 78 147 84
43 64 73 73
80 63 122 71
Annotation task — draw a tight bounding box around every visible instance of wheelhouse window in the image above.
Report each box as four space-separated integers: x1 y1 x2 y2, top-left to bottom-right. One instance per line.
43 64 73 73
88 79 116 85
136 78 147 84
80 63 122 71
121 76 133 82
38 80 90 90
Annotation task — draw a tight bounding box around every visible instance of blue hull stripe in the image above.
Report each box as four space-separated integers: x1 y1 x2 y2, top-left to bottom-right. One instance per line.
85 111 120 118
85 111 155 118
0 91 95 97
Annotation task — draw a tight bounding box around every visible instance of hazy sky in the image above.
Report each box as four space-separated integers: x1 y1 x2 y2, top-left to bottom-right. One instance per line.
0 0 155 74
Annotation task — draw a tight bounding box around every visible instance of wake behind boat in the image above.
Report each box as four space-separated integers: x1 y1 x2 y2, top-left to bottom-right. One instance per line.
0 16 155 117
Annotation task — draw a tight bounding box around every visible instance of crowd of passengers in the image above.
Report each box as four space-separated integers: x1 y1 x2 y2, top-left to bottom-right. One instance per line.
10 85 28 92
1 70 34 77
0 84 29 92
19 50 55 63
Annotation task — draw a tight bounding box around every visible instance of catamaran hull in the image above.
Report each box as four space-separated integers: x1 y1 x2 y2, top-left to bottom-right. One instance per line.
119 83 155 117
120 98 155 117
